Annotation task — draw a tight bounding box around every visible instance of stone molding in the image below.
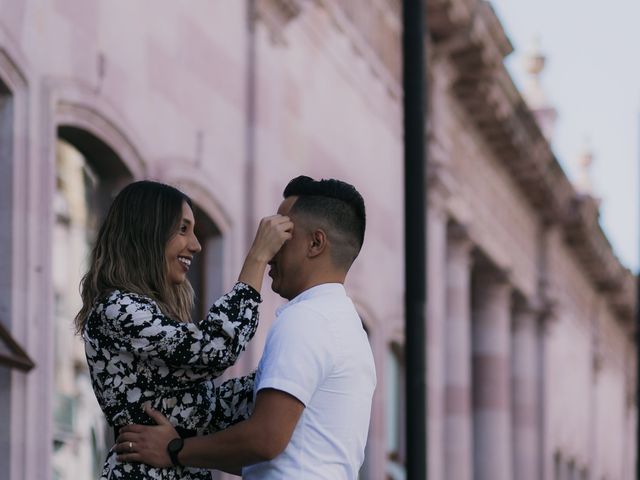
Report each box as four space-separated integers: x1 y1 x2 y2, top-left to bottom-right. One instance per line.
254 0 303 45
0 321 34 372
447 221 473 248
473 251 512 287
427 0 476 41
55 98 146 181
153 158 233 236
0 49 27 92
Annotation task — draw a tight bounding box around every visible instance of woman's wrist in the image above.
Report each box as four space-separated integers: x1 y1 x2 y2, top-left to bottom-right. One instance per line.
237 255 269 293
245 246 272 265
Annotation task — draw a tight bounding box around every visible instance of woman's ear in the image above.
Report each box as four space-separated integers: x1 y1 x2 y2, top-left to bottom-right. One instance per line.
307 229 327 258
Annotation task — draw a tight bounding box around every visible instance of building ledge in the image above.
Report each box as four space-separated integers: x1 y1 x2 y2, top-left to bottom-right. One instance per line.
0 321 35 372
429 0 636 330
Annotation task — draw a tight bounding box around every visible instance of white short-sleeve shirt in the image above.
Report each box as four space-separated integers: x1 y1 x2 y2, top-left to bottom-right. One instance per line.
242 283 377 480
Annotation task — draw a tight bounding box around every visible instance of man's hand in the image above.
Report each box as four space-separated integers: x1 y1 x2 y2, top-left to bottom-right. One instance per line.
114 405 179 468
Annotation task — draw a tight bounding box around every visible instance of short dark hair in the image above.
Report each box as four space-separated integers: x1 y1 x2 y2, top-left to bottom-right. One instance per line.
283 175 366 268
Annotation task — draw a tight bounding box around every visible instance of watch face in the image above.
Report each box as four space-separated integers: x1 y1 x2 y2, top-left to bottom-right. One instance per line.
167 437 184 467
168 437 184 453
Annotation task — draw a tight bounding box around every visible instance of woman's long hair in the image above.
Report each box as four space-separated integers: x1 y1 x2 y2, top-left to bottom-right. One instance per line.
74 180 195 334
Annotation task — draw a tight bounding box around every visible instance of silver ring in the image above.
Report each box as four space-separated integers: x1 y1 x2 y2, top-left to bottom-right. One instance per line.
129 441 133 451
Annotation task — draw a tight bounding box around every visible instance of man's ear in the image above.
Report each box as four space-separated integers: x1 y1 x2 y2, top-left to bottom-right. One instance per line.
307 229 327 258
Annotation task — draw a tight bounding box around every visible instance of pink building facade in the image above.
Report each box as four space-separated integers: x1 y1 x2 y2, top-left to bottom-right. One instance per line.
0 1 636 479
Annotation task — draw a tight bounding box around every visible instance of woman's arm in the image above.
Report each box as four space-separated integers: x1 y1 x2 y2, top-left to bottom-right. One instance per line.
98 215 291 375
100 284 260 375
209 372 256 432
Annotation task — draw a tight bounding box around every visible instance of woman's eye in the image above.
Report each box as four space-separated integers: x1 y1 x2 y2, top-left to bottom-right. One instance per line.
180 225 188 233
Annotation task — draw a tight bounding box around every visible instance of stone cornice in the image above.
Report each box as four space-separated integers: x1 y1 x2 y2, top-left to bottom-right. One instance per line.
427 0 475 41
428 0 636 331
564 195 637 323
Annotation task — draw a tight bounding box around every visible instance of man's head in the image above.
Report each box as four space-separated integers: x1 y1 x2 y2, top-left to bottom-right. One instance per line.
268 176 366 300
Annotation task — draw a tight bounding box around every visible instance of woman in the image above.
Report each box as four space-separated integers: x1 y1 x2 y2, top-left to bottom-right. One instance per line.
76 180 292 479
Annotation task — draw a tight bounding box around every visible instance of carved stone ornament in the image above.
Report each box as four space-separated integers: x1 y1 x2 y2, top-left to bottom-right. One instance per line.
255 0 303 45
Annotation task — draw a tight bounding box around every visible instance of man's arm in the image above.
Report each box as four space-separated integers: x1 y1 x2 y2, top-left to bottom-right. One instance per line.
115 388 304 470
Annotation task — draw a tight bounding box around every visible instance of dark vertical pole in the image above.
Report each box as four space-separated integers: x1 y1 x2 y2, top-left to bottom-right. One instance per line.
403 1 428 479
636 112 640 480
636 273 639 479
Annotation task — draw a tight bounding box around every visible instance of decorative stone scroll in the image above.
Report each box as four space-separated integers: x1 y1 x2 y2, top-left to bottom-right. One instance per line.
254 0 303 45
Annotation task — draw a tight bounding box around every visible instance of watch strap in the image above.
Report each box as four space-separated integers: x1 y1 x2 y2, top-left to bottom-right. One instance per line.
167 437 184 467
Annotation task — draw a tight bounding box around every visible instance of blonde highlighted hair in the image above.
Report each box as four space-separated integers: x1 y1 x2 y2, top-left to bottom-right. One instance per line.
75 181 195 334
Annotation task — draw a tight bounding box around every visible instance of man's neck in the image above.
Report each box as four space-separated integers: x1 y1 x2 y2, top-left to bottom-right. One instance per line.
289 271 346 300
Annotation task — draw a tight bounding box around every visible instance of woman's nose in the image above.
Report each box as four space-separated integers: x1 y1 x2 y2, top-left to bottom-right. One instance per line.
190 234 202 253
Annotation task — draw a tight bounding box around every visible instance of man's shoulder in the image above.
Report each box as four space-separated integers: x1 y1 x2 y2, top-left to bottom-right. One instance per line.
276 301 327 327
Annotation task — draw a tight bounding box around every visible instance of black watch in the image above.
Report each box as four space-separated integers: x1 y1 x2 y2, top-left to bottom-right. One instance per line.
167 437 184 467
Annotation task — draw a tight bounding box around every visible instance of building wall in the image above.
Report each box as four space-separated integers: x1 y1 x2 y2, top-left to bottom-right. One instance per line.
0 1 636 479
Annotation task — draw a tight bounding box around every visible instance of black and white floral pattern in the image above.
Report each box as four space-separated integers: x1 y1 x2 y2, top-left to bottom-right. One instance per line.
84 282 260 479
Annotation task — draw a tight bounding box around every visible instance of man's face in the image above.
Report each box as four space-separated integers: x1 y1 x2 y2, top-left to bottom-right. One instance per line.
268 196 309 300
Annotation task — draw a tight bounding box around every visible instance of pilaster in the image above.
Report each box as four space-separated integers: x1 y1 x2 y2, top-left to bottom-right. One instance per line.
511 298 541 480
426 192 448 480
472 264 512 480
443 223 473 479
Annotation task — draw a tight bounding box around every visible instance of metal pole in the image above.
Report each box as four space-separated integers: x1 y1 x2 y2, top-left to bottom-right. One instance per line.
635 269 639 480
636 111 640 480
403 1 428 479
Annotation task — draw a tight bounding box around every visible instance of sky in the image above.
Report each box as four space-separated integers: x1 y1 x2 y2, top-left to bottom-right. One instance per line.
489 0 639 272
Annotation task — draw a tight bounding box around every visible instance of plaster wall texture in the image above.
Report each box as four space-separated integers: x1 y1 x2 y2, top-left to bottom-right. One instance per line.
0 1 636 479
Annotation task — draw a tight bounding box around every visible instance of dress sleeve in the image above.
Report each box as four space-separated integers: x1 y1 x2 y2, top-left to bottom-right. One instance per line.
208 372 256 432
99 282 261 375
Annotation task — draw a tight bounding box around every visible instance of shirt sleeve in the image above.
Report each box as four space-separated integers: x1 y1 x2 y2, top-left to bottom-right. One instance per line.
255 305 333 406
97 282 261 375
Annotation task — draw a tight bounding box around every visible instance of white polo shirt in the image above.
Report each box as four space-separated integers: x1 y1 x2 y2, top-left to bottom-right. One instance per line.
242 283 376 480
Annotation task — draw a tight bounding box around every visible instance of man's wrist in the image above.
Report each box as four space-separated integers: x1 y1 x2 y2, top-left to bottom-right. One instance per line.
167 437 184 467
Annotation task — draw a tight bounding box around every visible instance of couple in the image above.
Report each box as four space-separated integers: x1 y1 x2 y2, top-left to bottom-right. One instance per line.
76 176 377 479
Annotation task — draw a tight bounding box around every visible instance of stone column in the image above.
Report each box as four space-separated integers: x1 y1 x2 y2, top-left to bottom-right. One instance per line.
443 225 473 480
511 301 540 480
472 267 512 480
426 201 448 480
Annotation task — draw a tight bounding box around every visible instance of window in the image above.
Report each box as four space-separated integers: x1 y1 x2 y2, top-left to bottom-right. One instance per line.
386 343 406 480
358 319 374 480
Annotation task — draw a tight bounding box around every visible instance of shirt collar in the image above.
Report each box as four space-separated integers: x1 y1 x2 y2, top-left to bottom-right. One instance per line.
275 283 346 317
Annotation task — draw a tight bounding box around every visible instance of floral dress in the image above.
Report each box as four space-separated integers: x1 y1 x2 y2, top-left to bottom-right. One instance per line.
84 282 260 479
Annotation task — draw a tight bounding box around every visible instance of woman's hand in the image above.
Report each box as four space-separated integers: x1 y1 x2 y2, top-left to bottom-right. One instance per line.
114 405 179 468
247 215 293 263
238 215 293 292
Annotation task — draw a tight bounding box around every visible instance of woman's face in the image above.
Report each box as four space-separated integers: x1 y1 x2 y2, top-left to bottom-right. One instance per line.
165 201 202 285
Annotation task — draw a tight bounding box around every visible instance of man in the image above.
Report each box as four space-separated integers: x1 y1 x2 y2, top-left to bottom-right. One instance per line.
115 176 377 479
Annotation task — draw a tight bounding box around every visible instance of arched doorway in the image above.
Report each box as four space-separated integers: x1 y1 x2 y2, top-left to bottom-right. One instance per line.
52 126 134 479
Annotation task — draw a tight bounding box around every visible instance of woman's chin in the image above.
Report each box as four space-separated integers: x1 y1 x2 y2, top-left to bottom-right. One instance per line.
169 274 187 285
